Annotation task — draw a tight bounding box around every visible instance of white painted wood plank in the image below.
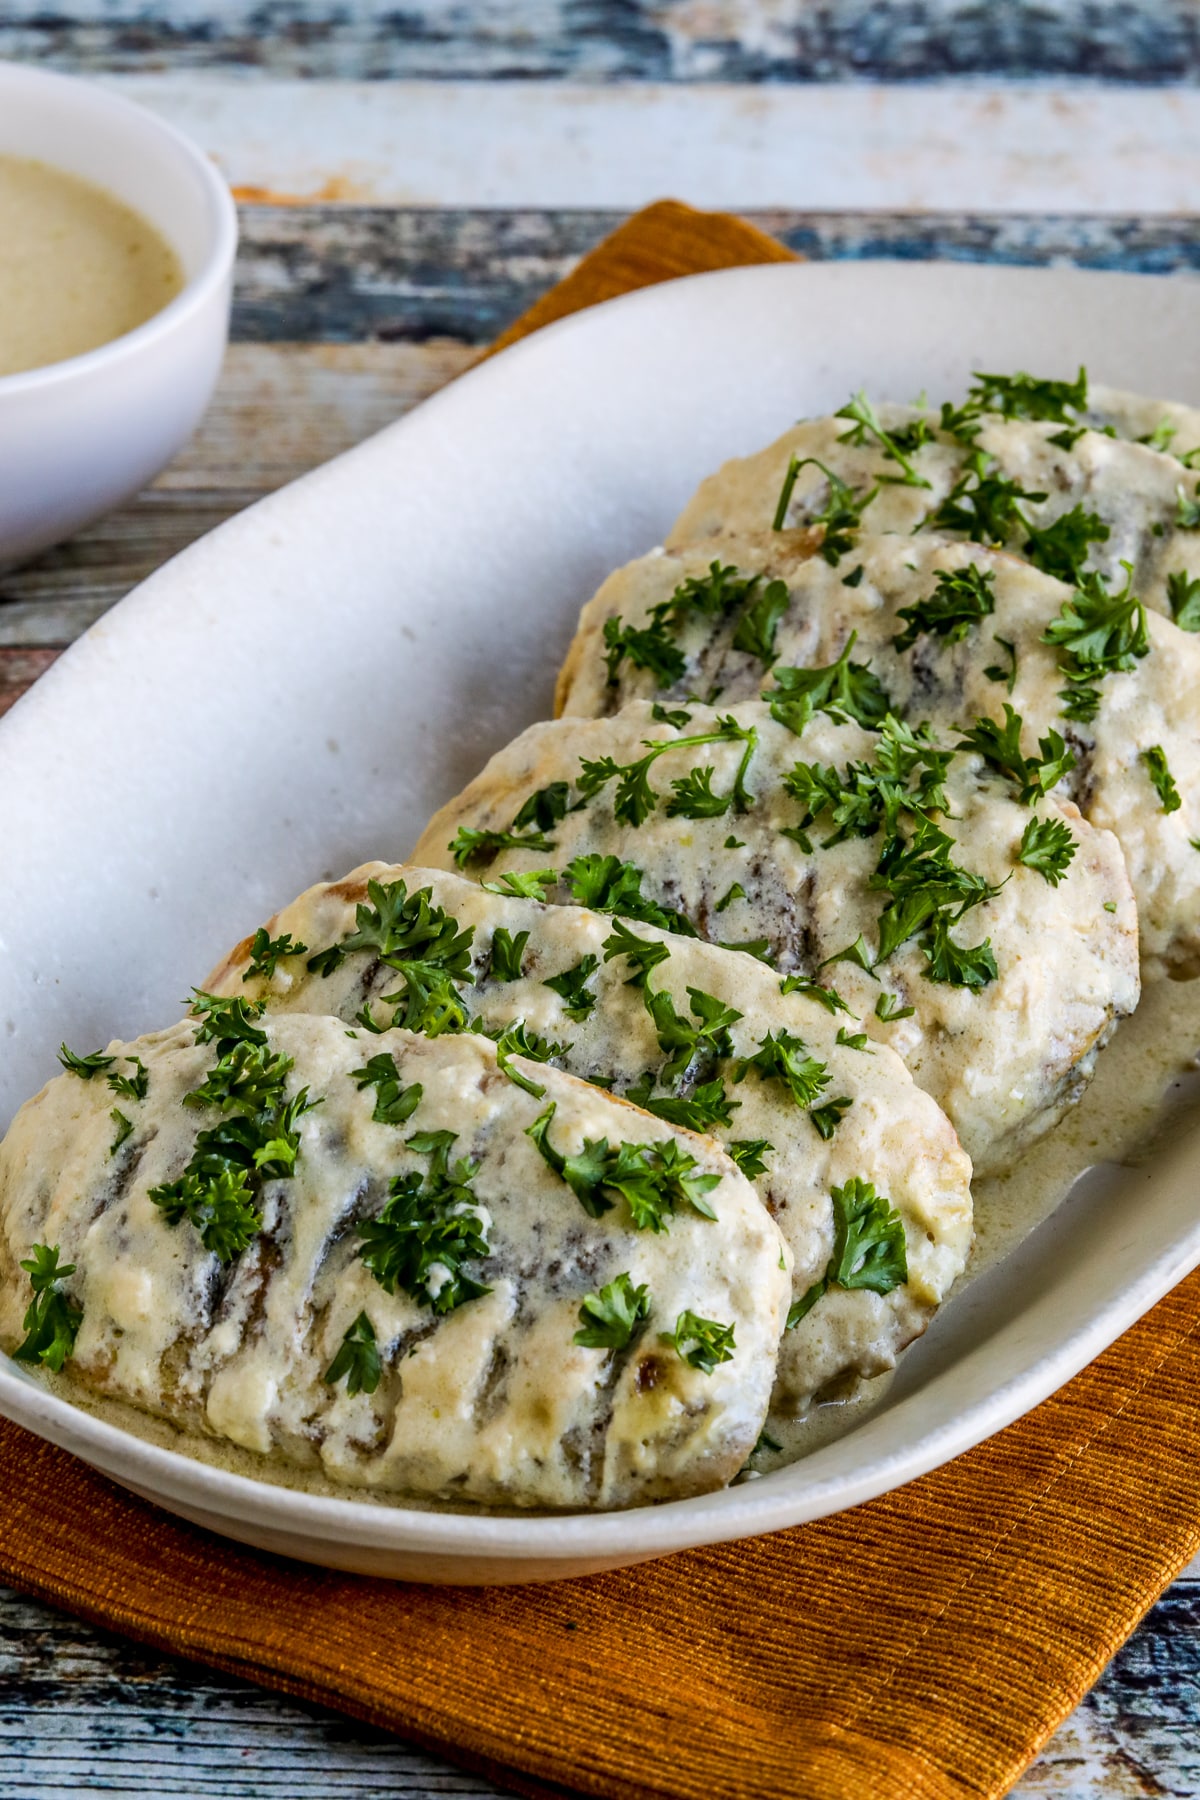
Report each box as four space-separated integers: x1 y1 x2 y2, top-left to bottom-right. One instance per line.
106 76 1200 214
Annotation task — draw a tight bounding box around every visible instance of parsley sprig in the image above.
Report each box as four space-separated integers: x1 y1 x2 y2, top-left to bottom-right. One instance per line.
765 632 891 736
1143 745 1182 814
543 955 599 1021
351 1053 424 1126
244 927 309 982
13 1243 82 1371
573 1272 652 1350
1016 815 1077 885
643 983 742 1087
956 704 1077 802
1041 566 1149 721
603 561 762 689
892 563 996 650
836 391 932 488
357 1129 491 1313
527 1102 720 1229
924 450 1046 545
773 456 879 560
565 854 698 937
787 1178 909 1328
660 1309 736 1375
148 993 317 1264
324 1312 381 1396
308 878 475 980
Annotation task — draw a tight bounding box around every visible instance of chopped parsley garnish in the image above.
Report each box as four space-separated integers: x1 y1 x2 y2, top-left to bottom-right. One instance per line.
786 1178 908 1328
476 1019 569 1098
1023 505 1110 586
842 563 865 587
602 918 673 986
869 810 1001 987
1143 745 1182 814
778 973 856 1016
308 878 475 980
773 456 878 561
244 927 309 982
57 1044 115 1080
660 1309 735 1375
727 1138 773 1178
450 823 558 867
107 1056 149 1101
730 579 790 666
983 635 1018 693
892 563 996 650
765 632 891 736
378 964 470 1039
652 703 694 727
642 984 742 1087
489 927 529 983
624 1074 740 1133
923 450 1046 545
357 1129 490 1313
836 1028 871 1051
783 713 954 851
1166 569 1200 631
148 993 317 1264
480 869 560 901
1016 815 1077 885
564 854 698 936
526 1102 720 1229
324 1313 381 1396
836 391 932 488
733 1028 831 1110
602 613 686 687
603 562 760 688
12 1243 82 1371
821 934 877 977
109 1108 134 1155
714 881 746 914
810 1095 854 1140
922 921 999 989
875 991 915 1022
1041 566 1149 719
574 1272 652 1350
1176 483 1200 528
956 704 1076 802
350 1053 424 1126
543 954 599 1021
964 366 1088 423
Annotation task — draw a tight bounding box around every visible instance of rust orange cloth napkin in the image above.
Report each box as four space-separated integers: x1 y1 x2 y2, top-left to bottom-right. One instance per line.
4 202 1200 1800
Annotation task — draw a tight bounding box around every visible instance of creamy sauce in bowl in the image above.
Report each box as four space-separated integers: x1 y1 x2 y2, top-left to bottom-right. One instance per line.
0 155 183 377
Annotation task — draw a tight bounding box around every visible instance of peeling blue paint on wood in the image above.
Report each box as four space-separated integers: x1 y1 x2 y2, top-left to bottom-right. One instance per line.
8 0 1200 83
227 207 1200 348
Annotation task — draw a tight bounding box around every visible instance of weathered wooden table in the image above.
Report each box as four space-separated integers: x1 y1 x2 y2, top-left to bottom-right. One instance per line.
4 6 1200 1790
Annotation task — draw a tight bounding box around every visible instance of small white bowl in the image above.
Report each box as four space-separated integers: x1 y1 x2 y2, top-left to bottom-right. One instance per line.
0 63 237 566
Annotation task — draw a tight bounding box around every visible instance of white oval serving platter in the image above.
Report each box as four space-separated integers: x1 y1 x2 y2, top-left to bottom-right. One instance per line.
2 260 1199 1585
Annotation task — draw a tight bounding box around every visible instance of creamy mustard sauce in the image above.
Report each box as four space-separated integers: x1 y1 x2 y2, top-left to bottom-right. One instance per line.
0 156 183 377
41 978 1200 1504
751 974 1200 1472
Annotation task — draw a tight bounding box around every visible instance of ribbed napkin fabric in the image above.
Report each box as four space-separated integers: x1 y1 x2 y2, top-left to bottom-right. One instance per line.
3 201 1199 1800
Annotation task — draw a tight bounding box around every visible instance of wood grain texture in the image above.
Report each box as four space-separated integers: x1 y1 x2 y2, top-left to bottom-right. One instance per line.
6 0 1200 81
228 209 1200 347
1 1581 1197 1798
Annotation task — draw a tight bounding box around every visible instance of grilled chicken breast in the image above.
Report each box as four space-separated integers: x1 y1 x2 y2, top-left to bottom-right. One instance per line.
669 405 1200 621
0 1013 790 1508
411 702 1139 1173
206 863 975 1411
556 532 1200 977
